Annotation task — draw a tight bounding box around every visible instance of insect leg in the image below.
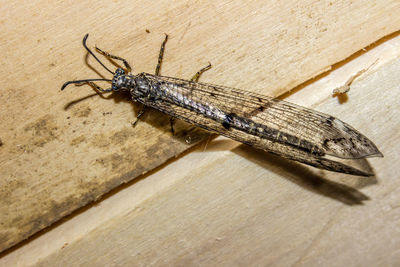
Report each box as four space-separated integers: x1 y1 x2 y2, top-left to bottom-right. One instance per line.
154 34 175 134
132 106 147 127
155 34 168 75
170 117 175 135
87 82 113 93
191 63 212 82
95 47 132 73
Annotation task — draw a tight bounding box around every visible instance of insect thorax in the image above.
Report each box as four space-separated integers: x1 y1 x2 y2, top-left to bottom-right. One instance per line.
129 73 153 99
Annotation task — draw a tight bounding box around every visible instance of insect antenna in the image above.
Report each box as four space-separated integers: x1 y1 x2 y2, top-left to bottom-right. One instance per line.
82 34 114 74
61 78 112 91
61 34 114 91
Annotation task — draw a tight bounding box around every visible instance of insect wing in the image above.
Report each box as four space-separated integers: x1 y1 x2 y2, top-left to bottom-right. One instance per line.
141 75 380 176
144 74 381 160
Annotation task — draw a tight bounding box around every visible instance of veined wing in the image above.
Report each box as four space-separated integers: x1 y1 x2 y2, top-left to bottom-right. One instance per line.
139 82 370 176
144 74 382 161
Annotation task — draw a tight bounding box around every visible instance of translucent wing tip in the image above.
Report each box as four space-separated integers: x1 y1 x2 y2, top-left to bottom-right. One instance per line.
351 169 374 177
313 155 377 177
364 150 384 158
322 118 383 159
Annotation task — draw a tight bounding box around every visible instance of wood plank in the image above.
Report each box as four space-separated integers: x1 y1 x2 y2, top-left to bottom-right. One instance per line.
0 0 399 253
5 40 399 266
0 27 400 266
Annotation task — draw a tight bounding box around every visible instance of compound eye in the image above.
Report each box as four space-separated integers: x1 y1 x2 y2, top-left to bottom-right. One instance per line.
115 68 125 76
112 83 117 91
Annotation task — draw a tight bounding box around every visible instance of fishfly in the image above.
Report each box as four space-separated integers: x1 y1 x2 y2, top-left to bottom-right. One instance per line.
62 34 383 176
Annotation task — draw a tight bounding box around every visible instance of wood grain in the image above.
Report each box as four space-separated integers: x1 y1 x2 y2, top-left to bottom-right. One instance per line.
0 0 399 255
8 47 400 266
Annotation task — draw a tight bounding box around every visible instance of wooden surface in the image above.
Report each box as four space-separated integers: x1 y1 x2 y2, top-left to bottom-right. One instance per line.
0 0 400 265
3 37 400 267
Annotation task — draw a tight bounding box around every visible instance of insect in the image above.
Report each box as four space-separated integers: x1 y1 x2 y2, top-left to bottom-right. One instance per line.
62 34 383 176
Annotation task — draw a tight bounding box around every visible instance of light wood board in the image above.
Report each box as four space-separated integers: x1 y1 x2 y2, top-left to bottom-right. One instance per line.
3 34 400 267
0 0 399 259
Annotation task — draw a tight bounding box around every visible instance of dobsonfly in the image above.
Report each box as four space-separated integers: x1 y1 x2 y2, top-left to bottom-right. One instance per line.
62 34 383 176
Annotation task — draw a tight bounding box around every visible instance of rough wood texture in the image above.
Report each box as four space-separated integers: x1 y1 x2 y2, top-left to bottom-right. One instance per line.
0 0 399 257
3 36 400 267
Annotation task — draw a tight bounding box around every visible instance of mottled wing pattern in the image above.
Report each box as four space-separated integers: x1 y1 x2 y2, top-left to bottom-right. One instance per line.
145 74 381 160
139 84 370 176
